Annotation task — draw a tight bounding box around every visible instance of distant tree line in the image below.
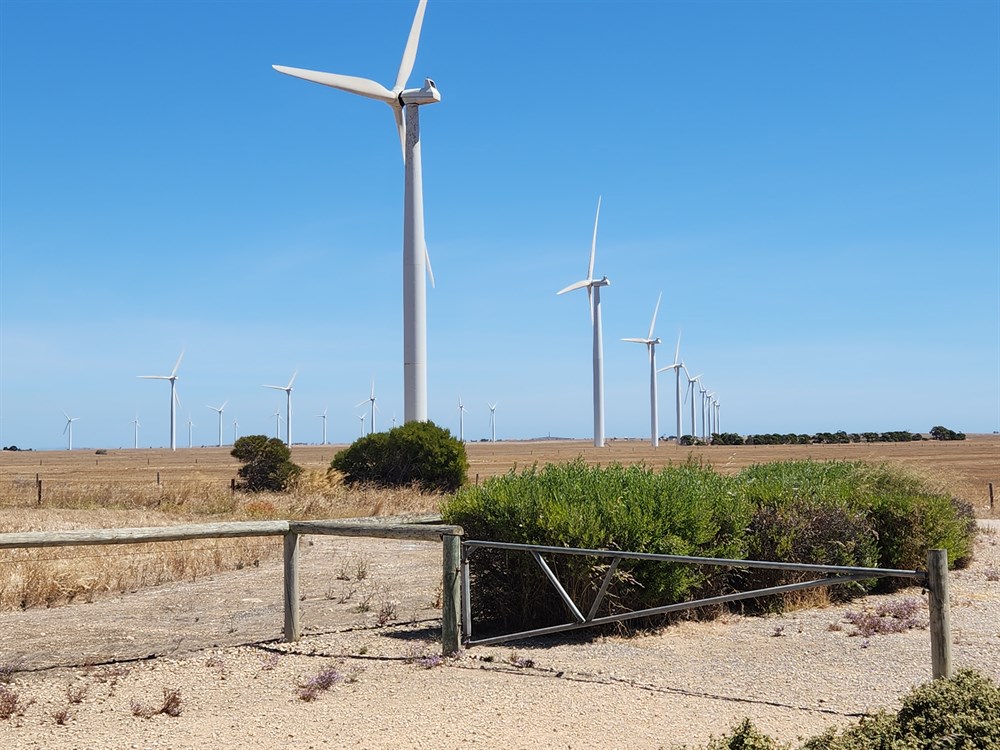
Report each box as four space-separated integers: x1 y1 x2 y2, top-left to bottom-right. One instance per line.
683 426 967 447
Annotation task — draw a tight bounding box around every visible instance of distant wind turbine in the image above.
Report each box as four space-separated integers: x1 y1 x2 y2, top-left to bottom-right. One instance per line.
272 409 283 440
457 396 467 443
131 414 140 450
233 417 239 443
62 412 79 451
683 369 702 439
274 0 439 424
488 403 497 443
657 330 684 444
137 351 183 451
557 197 611 448
263 371 297 445
623 293 663 448
357 413 367 438
206 400 229 447
356 382 378 435
317 408 328 445
187 415 195 449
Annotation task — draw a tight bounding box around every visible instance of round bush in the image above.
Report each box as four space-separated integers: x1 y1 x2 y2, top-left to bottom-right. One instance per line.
231 435 301 492
330 420 467 493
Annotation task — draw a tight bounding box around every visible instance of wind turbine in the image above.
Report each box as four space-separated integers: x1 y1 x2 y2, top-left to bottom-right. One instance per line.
274 0 439 424
131 414 140 450
206 400 228 447
187 415 195 449
683 369 702 439
356 382 378 435
62 412 79 451
657 330 684 444
557 197 611 448
488 403 497 443
623 293 663 448
272 409 283 440
233 417 239 443
317 408 328 445
138 351 183 451
263 371 297 445
457 396 467 443
357 413 367 438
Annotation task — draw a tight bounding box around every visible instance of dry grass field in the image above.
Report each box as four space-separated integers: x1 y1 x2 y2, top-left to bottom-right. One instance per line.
0 434 996 611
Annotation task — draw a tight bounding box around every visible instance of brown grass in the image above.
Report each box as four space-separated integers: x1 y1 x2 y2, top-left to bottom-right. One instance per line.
0 435 996 611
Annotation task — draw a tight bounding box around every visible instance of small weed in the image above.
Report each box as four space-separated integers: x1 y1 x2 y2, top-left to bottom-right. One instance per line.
131 687 182 719
65 683 88 704
771 625 785 637
844 597 925 637
376 596 399 626
296 667 344 701
0 685 34 720
205 655 228 679
335 553 371 581
52 706 74 725
258 652 280 671
985 567 999 582
405 644 444 669
508 652 535 669
0 658 24 684
828 621 843 632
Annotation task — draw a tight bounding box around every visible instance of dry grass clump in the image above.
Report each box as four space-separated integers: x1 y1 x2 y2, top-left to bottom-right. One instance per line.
0 468 442 612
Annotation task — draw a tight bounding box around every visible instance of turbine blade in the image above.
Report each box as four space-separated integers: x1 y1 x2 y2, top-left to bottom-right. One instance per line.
394 0 427 92
355 399 368 408
648 292 662 341
272 66 395 103
557 279 590 295
287 371 298 389
171 350 185 377
424 239 435 288
622 337 648 344
588 196 602 281
263 384 283 391
674 329 682 365
588 285 594 324
137 375 169 380
220 400 228 411
394 106 406 162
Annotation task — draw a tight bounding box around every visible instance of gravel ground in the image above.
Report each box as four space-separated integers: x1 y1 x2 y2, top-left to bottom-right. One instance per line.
1 524 997 749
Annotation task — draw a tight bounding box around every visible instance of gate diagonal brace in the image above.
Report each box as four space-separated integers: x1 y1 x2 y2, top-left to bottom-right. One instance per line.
531 551 586 623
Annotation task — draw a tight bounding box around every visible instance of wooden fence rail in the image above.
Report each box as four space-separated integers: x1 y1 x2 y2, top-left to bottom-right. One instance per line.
0 517 464 656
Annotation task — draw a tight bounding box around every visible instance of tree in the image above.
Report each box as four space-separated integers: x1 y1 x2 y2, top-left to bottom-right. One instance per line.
331 420 468 492
231 435 302 492
930 425 966 441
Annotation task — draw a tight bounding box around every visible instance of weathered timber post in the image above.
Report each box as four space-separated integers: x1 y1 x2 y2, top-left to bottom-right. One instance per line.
283 531 301 642
990 482 994 510
927 549 952 679
36 478 42 506
441 532 462 656
230 478 236 496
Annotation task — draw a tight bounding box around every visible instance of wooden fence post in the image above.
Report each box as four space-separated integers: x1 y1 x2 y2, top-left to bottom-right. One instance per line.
283 531 300 642
441 533 462 656
36 477 42 506
927 549 952 679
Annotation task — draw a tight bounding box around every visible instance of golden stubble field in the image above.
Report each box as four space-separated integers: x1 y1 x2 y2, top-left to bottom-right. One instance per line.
1 433 997 516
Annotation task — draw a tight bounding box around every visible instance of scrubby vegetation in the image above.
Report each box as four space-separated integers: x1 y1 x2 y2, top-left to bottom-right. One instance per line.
231 435 302 492
330 420 467 492
442 459 976 632
683 669 1000 750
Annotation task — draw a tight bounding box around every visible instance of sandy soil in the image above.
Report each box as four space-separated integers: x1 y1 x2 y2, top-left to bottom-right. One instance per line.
1 524 998 749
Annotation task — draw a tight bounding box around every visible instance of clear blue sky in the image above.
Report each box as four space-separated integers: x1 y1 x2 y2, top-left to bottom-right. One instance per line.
1 0 998 450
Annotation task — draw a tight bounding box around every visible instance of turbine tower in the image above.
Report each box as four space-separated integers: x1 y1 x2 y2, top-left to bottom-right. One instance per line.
233 418 239 443
317 408 328 445
274 0 439 424
357 413 367 438
488 403 497 443
457 396 467 443
657 330 683 444
623 293 663 448
683 368 702 439
131 414 140 450
206 400 228 447
356 382 378 435
187 415 195 449
263 371 297 445
62 412 79 451
138 351 183 451
272 409 283 440
557 197 611 448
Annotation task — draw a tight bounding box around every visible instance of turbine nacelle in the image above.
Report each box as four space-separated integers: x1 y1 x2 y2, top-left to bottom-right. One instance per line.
400 78 441 106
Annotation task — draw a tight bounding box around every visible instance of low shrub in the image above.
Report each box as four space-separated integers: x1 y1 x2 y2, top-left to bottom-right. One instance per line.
231 436 301 492
330 420 467 492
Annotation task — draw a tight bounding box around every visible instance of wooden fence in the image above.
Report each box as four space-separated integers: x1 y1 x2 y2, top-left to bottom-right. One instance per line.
0 517 464 655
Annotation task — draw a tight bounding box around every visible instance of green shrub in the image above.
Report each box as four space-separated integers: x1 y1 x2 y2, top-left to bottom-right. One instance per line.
330 420 467 492
442 460 752 631
896 669 1000 749
701 719 788 750
231 435 301 492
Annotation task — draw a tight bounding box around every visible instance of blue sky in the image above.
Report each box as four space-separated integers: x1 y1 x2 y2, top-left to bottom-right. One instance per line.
1 0 997 450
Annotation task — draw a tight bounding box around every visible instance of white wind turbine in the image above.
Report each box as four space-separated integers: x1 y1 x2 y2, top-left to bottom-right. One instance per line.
233 417 239 443
656 330 684 443
683 368 702 440
356 382 378 436
457 396 467 443
558 197 611 448
131 414 140 450
317 408 328 445
274 0 439 424
272 409 283 440
62 412 79 451
263 371 297 445
488 403 497 443
357 413 367 438
187 415 195 449
137 351 183 451
623 293 663 448
206 400 228 447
